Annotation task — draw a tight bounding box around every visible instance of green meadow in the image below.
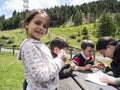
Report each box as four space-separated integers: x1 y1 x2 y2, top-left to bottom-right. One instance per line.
0 23 98 49
0 52 24 90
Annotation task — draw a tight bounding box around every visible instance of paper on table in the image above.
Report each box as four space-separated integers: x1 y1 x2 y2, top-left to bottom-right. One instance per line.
85 70 108 86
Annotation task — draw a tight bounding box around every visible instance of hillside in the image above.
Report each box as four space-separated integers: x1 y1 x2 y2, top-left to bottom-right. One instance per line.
0 23 98 49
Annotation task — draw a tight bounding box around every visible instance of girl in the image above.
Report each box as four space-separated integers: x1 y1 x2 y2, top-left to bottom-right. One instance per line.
17 9 67 90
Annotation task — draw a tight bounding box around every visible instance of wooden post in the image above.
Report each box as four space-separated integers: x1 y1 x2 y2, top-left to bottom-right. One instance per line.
69 48 73 60
0 44 3 53
12 45 16 54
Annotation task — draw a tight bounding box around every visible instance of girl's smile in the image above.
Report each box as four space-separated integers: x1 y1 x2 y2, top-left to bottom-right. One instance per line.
25 13 48 40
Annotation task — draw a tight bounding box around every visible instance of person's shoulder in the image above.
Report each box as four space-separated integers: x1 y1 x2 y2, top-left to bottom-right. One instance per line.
114 42 120 54
117 42 120 48
73 53 81 57
20 38 33 48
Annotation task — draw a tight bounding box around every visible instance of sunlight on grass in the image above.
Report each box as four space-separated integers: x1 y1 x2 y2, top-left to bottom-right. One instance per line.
0 52 24 90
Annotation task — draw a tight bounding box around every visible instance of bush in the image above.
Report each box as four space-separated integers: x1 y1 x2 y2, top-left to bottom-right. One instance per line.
0 36 14 45
1 36 9 39
82 35 89 39
7 39 13 44
77 39 81 42
69 35 76 39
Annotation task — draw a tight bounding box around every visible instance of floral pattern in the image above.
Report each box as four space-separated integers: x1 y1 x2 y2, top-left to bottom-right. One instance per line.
17 38 65 90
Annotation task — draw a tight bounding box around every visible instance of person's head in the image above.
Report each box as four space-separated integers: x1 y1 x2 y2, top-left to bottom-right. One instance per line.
96 36 116 58
81 39 95 57
24 9 50 40
50 37 69 55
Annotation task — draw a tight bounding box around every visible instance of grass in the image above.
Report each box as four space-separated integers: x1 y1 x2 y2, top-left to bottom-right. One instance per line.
0 52 24 90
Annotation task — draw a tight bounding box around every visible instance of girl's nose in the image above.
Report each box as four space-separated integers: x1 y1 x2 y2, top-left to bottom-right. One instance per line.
38 25 44 29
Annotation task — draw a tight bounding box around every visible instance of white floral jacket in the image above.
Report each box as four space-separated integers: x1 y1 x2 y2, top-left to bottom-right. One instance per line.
17 38 65 90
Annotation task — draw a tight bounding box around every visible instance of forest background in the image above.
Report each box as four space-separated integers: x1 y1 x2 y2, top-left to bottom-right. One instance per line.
0 0 120 49
1 0 120 89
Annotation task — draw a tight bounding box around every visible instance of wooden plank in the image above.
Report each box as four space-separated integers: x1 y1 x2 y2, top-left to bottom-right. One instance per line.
57 77 82 90
72 68 118 90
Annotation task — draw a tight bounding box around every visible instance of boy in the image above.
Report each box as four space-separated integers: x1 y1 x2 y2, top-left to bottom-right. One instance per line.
71 39 95 71
50 37 74 79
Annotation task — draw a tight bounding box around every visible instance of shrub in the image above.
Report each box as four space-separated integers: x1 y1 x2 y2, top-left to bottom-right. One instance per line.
82 35 89 39
1 36 9 39
7 39 13 44
77 39 81 42
70 35 76 39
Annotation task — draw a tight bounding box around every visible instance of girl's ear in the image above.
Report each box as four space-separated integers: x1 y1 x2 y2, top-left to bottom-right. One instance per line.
24 22 29 30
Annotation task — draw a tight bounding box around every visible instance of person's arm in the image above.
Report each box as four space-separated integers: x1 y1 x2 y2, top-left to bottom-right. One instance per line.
59 64 73 79
74 64 92 71
100 76 116 85
71 56 93 71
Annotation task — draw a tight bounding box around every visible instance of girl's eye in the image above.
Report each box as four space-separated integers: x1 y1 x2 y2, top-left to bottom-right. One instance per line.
34 21 48 28
35 21 41 25
43 25 47 28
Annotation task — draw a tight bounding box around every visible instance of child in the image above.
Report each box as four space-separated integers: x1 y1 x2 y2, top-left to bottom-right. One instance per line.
50 37 74 79
96 36 120 85
23 37 73 90
17 9 67 90
71 39 95 71
96 36 120 77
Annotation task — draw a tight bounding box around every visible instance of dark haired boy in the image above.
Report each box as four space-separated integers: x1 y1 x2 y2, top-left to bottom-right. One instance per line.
50 37 74 79
71 39 95 71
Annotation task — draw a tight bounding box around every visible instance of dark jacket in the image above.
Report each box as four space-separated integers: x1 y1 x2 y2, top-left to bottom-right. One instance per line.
111 42 120 77
72 52 94 66
51 51 73 79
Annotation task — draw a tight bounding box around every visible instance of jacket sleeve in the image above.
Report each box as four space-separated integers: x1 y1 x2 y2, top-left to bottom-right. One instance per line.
59 64 73 79
71 56 80 65
115 78 120 86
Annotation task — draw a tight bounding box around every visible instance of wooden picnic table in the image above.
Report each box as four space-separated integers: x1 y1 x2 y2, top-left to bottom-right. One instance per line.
72 68 119 90
57 68 120 90
57 76 82 90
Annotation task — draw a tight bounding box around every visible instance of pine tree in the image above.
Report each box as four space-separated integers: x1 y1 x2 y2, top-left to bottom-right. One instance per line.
97 12 116 37
74 9 82 26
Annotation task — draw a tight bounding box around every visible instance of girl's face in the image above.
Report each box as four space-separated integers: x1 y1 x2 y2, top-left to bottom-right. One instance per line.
25 13 48 40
